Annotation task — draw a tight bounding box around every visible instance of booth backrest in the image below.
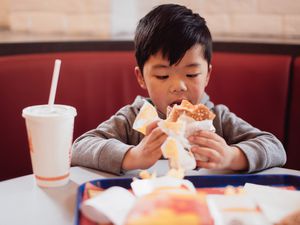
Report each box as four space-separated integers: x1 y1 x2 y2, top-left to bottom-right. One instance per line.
206 53 291 142
0 52 146 180
0 51 294 180
286 57 300 170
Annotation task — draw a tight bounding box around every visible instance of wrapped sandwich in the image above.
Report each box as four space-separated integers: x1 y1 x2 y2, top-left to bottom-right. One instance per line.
133 99 216 173
125 186 214 225
167 99 215 122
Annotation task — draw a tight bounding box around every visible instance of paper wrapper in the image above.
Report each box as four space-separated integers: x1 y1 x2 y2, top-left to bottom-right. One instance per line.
244 183 300 224
132 100 159 134
131 176 196 197
207 194 272 225
133 100 216 171
81 186 136 225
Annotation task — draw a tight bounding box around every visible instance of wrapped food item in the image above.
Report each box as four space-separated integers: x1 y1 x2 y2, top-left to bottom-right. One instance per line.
133 99 216 172
161 136 196 172
207 194 271 225
133 100 159 135
162 100 216 165
167 100 216 137
125 187 214 225
138 170 156 179
167 99 215 122
81 176 201 225
81 186 136 225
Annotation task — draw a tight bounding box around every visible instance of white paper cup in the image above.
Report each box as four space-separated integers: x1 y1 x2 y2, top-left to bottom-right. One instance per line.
22 104 77 187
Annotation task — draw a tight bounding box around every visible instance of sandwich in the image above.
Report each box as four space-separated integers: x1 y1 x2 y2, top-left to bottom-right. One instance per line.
125 187 214 225
167 99 215 122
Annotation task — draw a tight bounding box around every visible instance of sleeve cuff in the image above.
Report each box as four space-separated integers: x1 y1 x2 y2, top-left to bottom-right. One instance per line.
232 142 268 173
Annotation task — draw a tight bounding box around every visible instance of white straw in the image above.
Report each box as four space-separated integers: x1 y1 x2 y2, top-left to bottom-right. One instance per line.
48 59 61 106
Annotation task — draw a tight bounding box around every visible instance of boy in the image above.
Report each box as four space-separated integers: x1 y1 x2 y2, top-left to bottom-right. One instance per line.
72 4 286 174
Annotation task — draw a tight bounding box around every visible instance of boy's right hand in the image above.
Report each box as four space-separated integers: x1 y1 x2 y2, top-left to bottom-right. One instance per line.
122 121 167 170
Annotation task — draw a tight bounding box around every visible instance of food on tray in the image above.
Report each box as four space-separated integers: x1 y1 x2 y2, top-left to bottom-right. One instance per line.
80 178 300 225
138 170 156 179
167 99 215 122
224 185 245 195
207 194 271 225
125 187 214 225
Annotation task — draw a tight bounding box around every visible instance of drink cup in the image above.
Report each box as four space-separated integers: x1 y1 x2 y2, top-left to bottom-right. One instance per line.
22 104 77 187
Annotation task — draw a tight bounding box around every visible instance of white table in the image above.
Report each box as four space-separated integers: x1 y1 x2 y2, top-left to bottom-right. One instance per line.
1 160 299 225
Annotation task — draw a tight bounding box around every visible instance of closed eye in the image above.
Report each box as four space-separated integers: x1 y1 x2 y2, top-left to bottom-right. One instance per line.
155 75 169 80
186 73 200 78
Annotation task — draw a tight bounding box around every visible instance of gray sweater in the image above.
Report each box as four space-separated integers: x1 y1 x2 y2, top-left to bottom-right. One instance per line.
71 94 286 174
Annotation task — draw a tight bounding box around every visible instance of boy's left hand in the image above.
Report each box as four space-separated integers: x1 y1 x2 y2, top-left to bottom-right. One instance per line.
188 130 248 171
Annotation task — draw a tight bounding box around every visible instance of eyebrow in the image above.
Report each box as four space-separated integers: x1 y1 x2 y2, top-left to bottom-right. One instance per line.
152 63 202 69
184 63 202 68
152 64 169 69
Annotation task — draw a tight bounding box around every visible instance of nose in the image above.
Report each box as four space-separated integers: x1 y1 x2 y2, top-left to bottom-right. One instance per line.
170 79 187 93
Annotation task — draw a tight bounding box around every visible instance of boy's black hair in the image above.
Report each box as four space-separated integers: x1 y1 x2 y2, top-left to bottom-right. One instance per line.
134 4 212 73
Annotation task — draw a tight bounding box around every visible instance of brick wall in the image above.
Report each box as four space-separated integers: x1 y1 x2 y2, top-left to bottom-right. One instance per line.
6 0 111 37
1 0 300 41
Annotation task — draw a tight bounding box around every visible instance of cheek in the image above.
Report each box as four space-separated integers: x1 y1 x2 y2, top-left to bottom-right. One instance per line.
146 80 165 98
150 85 167 100
189 78 206 91
146 81 169 109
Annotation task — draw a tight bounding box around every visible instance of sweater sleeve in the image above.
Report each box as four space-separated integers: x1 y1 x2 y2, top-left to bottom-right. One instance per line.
213 104 287 173
71 100 144 175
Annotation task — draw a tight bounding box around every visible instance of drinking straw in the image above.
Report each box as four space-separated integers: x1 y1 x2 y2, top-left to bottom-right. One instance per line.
48 59 61 106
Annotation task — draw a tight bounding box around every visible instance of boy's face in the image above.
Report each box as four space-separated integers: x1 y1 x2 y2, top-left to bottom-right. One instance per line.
135 44 212 116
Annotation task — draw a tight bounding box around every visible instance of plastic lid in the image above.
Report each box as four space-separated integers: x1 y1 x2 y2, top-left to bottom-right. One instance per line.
22 104 77 118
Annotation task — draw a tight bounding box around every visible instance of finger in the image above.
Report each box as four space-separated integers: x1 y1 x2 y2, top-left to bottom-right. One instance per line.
145 120 160 135
157 132 168 144
191 130 224 143
147 126 166 141
189 136 221 150
196 160 218 169
150 133 168 151
144 128 167 151
191 146 222 163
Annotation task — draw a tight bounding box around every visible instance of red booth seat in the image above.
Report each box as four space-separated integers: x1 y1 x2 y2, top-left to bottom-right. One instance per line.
207 53 291 142
0 51 294 180
286 57 300 170
0 52 146 180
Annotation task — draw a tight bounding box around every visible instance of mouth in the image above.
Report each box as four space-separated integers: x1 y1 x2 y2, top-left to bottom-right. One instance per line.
169 99 186 107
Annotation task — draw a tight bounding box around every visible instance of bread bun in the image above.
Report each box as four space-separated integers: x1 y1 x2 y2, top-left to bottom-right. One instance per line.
167 100 215 122
125 188 213 225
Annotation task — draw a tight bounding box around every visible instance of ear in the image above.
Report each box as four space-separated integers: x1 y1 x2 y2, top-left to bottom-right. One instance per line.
205 64 212 87
134 66 147 90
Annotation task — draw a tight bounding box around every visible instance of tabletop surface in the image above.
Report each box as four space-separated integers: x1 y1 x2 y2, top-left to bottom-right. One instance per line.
1 160 300 225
